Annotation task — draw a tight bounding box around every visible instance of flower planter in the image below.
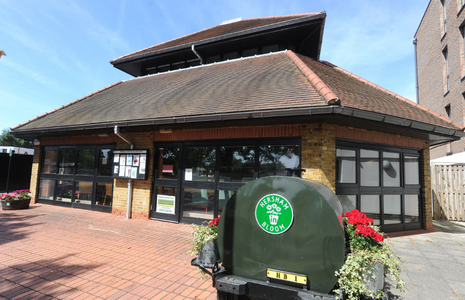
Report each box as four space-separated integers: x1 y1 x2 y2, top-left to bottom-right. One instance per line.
1 198 31 210
364 262 384 296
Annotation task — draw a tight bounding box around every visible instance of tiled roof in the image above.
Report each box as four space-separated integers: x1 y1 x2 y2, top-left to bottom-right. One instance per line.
13 51 463 134
111 13 322 63
14 52 324 130
297 55 463 130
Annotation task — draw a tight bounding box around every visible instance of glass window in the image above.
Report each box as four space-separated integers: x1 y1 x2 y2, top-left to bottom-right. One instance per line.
96 182 112 206
220 146 255 183
183 188 214 219
39 179 55 200
361 195 380 225
77 149 95 176
360 150 379 186
56 180 74 203
405 195 420 223
405 156 419 185
383 152 400 187
338 195 357 214
259 145 300 177
74 181 93 205
157 147 180 180
58 149 76 175
336 149 356 183
42 150 58 174
98 149 113 176
186 147 216 181
218 190 235 216
383 195 402 224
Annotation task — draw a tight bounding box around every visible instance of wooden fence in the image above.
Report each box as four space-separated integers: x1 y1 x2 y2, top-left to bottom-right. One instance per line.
431 164 465 221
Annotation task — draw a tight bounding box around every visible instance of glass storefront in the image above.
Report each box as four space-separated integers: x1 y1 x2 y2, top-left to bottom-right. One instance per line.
336 141 422 232
38 144 115 212
152 139 301 224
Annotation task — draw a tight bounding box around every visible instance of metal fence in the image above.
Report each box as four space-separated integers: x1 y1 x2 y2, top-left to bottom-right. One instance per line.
431 164 465 221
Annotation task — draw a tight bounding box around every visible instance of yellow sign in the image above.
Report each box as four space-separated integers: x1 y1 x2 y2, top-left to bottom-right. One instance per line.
266 269 307 285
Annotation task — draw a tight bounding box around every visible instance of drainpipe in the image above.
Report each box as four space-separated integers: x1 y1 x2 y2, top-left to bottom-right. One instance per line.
191 45 203 64
114 126 134 219
413 38 419 103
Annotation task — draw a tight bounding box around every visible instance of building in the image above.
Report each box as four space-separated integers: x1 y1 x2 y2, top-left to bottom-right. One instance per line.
11 12 465 232
415 0 465 159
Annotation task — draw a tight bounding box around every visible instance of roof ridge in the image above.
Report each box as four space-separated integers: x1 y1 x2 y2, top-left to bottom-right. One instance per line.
112 13 321 63
321 61 465 131
11 81 123 130
286 51 339 105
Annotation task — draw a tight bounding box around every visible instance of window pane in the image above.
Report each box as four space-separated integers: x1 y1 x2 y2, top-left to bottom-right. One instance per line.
405 195 420 223
98 149 113 176
360 150 379 186
360 195 380 225
383 152 400 187
220 146 255 183
186 147 216 181
218 190 235 216
259 145 300 177
338 195 357 214
383 195 401 224
96 182 112 206
39 179 55 200
183 188 214 219
336 149 356 183
157 147 180 179
58 149 76 175
42 150 58 174
156 186 177 214
75 181 93 205
77 149 95 175
56 180 74 203
405 156 419 185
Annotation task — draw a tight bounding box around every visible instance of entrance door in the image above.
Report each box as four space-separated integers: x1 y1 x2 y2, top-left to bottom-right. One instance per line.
151 144 182 222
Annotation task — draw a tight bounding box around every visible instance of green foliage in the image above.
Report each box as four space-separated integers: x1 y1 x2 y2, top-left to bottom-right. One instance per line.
188 218 219 257
333 210 405 299
0 128 33 148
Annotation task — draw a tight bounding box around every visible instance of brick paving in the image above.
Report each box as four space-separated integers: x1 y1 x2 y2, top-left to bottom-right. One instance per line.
0 204 216 300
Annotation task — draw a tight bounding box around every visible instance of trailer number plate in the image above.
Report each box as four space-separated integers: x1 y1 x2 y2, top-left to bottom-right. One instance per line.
267 269 307 285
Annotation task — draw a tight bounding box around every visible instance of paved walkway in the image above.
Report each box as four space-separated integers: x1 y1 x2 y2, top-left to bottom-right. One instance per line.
1 204 465 299
386 221 465 300
0 204 216 300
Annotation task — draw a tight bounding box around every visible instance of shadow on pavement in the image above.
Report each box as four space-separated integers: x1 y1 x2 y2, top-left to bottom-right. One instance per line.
0 254 103 299
0 212 43 246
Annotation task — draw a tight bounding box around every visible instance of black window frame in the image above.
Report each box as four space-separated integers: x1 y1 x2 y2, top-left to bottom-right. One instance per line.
336 140 422 232
38 143 116 212
152 137 301 225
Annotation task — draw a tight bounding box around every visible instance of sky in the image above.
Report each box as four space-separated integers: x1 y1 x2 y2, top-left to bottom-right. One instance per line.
0 0 429 133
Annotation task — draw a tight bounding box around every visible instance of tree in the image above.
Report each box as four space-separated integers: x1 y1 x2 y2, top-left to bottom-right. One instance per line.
0 128 34 148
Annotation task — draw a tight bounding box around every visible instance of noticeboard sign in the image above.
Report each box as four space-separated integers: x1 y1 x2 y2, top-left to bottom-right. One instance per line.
111 149 148 180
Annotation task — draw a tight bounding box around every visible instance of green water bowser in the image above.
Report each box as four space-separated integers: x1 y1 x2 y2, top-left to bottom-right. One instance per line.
216 176 345 298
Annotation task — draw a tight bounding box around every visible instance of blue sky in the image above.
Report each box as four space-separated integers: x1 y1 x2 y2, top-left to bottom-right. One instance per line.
0 0 429 132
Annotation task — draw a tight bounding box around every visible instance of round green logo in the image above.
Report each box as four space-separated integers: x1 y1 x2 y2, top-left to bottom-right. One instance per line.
255 194 294 234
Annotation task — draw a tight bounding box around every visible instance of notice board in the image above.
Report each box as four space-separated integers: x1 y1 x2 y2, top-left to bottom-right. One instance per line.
111 149 148 180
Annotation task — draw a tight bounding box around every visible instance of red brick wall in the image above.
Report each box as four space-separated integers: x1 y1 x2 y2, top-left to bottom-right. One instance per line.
154 125 301 141
416 1 465 158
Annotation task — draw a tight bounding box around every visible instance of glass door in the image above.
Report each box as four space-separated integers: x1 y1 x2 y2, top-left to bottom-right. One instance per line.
152 144 182 222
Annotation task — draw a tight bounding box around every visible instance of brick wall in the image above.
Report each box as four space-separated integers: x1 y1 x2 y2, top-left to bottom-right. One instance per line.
422 140 433 230
29 145 42 204
416 1 465 158
112 132 155 220
301 123 337 191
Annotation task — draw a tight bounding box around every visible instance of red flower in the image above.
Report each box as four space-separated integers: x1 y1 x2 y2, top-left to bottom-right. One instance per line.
208 215 221 226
